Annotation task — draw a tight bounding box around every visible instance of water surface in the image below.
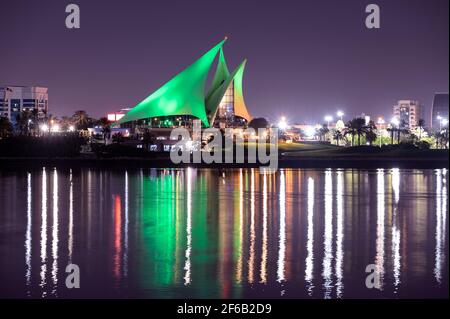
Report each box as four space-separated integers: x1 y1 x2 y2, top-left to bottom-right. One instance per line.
0 168 447 298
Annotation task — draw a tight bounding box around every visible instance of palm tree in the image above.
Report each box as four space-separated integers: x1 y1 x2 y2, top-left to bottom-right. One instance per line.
142 129 156 150
60 116 72 132
331 129 343 146
72 110 89 130
15 110 33 135
318 124 329 142
365 130 377 145
398 119 409 144
97 117 111 142
345 118 367 146
417 119 425 140
387 126 395 144
0 117 13 138
365 120 377 145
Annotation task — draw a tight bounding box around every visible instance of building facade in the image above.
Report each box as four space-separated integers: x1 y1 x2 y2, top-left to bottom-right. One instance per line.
431 93 449 130
0 86 48 125
393 100 421 129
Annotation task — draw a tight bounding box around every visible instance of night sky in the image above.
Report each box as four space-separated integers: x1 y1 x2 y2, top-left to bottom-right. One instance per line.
0 0 448 123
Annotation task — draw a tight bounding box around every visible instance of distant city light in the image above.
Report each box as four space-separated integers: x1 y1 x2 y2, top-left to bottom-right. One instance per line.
337 111 344 120
324 116 333 126
278 116 288 130
51 124 60 133
40 124 49 132
441 118 448 126
377 117 385 125
391 117 399 126
305 126 316 137
68 125 75 132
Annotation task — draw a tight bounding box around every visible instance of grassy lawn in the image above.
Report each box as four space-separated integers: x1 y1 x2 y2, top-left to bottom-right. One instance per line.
283 144 449 158
240 141 340 152
207 140 448 160
278 142 340 152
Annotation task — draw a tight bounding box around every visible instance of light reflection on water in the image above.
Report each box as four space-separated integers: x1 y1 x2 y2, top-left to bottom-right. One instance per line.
0 168 448 298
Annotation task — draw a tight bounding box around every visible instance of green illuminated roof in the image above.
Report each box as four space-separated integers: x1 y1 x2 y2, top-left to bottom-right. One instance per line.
118 40 225 127
117 39 252 127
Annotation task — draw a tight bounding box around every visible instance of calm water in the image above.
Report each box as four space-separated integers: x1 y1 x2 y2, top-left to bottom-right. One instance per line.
0 167 447 299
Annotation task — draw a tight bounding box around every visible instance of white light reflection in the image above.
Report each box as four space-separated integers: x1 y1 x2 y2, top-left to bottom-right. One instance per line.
124 171 129 278
441 170 447 281
375 169 385 289
391 168 401 291
25 172 32 295
260 173 268 284
184 168 192 285
305 177 315 296
40 167 48 295
248 169 256 283
277 170 286 287
51 168 59 295
335 171 344 298
236 169 243 283
434 169 447 284
68 169 73 263
322 169 333 299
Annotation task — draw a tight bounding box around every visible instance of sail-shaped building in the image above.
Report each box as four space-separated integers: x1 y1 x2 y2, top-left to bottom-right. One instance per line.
117 38 252 128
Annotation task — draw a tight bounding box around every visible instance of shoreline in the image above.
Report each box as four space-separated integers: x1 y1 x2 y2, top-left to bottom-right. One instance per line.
0 155 448 169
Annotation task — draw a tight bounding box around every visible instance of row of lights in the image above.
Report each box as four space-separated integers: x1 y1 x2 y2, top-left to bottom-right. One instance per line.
279 110 345 130
39 124 75 133
388 116 448 128
281 111 448 130
324 111 345 125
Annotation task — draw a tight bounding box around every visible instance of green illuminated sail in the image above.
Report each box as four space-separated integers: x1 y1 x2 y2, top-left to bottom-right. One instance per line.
118 40 226 127
206 59 252 123
206 60 244 121
232 60 252 121
206 48 230 103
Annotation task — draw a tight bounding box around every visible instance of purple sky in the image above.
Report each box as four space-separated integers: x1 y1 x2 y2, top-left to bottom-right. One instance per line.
0 0 448 124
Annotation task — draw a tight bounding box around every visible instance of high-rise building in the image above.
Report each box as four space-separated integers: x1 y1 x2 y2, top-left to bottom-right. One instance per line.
0 86 48 125
393 100 421 129
431 93 449 129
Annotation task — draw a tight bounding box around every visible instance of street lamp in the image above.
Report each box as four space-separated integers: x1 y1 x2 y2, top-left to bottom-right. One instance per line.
390 117 400 144
278 116 288 130
377 117 385 147
40 124 49 133
337 111 344 121
324 115 333 127
390 117 399 127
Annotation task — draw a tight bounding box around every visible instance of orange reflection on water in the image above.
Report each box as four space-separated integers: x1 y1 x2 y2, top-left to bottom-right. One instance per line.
113 195 122 280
